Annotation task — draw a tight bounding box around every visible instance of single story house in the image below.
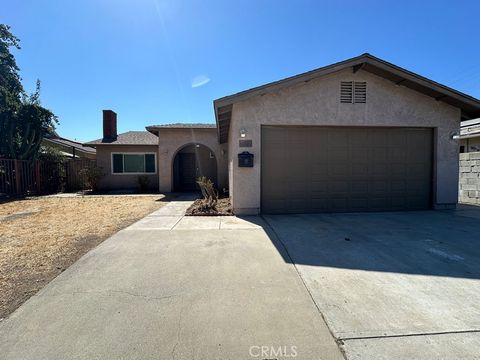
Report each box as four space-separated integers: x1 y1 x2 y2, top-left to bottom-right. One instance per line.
86 110 160 191
458 118 480 153
86 53 480 214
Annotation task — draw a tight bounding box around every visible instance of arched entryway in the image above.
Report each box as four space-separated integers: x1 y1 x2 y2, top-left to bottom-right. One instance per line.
173 143 217 191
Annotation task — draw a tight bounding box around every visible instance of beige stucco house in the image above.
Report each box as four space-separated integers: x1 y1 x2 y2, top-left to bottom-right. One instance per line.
87 53 480 214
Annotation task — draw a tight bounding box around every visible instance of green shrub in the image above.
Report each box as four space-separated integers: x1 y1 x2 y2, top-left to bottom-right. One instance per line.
137 175 150 192
79 166 103 192
38 145 66 193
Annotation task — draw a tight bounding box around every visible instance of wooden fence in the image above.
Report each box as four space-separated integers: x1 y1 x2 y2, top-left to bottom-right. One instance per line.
64 159 96 192
0 158 96 197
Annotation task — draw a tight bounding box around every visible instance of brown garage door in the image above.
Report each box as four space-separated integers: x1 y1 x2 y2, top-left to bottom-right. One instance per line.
261 126 433 214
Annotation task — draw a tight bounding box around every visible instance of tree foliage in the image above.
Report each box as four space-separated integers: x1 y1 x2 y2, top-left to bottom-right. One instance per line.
0 24 58 159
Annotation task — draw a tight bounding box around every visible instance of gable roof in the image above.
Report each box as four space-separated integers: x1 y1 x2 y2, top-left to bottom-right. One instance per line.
44 135 96 154
86 131 158 146
213 53 480 144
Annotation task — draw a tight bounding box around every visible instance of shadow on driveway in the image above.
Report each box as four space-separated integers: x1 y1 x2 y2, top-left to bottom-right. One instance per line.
263 209 480 280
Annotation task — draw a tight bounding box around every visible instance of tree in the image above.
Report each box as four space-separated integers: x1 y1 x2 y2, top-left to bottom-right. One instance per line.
0 24 57 159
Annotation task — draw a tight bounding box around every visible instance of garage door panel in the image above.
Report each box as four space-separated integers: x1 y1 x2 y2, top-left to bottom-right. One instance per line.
328 164 350 177
328 198 348 211
348 198 370 211
368 148 388 162
311 180 330 192
368 197 389 210
350 149 369 163
261 126 432 213
369 163 389 178
389 148 408 162
369 180 388 194
368 130 389 147
407 163 430 178
388 132 408 147
350 181 369 194
329 148 349 162
348 131 370 146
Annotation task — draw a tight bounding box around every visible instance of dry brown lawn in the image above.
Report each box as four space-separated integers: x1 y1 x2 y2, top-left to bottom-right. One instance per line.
0 195 166 319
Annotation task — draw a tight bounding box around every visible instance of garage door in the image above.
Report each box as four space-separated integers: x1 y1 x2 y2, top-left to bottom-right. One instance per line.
261 126 433 214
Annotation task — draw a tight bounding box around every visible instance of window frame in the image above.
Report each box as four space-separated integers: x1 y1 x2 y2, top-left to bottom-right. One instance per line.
111 152 157 175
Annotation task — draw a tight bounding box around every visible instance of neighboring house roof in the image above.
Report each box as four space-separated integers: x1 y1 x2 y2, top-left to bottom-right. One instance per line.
146 123 216 134
86 131 158 146
213 53 480 144
459 118 480 139
43 135 96 155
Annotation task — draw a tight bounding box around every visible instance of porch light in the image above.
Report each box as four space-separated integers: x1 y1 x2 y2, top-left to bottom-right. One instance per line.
240 128 247 138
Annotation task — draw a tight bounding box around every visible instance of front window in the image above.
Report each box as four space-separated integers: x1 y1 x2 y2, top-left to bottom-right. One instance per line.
112 153 156 174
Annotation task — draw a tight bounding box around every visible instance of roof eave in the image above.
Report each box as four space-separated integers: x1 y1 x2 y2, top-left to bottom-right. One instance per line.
213 53 480 143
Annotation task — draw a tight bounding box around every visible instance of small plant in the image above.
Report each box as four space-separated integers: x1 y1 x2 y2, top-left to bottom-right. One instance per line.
196 176 218 210
79 165 103 192
137 175 150 192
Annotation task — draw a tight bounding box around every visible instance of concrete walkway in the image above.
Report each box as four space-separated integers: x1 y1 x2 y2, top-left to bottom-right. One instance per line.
0 198 343 360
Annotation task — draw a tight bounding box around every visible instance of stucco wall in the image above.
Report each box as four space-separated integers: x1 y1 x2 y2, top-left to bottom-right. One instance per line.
228 68 461 214
156 128 228 192
459 152 480 204
95 145 159 190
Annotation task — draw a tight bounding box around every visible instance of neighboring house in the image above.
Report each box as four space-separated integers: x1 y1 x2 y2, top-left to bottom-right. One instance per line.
43 133 96 159
87 53 480 214
459 118 480 153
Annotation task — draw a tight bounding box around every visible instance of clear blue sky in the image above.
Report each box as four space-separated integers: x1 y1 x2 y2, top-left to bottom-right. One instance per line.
3 0 480 141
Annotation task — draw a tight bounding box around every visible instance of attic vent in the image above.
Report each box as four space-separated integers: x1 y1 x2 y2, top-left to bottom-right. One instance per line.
354 81 367 103
340 81 353 103
340 81 367 104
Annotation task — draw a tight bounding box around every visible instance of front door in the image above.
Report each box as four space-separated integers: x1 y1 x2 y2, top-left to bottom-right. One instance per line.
178 153 197 191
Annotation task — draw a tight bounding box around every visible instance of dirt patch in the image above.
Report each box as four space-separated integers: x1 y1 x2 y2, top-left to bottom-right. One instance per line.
185 198 233 216
0 195 166 319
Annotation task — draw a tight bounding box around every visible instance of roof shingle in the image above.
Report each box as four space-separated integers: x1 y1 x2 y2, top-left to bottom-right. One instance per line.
86 131 158 145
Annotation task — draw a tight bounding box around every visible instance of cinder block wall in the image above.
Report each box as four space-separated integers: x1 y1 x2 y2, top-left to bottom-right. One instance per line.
459 152 480 204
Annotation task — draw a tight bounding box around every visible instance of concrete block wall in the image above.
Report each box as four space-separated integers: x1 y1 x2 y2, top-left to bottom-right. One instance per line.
459 152 480 204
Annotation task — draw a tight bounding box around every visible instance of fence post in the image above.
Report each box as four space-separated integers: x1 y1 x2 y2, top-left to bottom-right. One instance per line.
35 161 41 194
14 159 21 195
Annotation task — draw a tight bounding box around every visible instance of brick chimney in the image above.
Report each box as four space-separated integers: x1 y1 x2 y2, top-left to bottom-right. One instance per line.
103 110 117 141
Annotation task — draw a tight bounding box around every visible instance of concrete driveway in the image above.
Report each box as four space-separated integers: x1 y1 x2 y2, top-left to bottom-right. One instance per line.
264 205 480 359
2 198 479 360
0 197 342 360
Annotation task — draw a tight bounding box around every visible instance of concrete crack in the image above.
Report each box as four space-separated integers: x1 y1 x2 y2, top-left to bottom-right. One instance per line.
171 295 184 360
42 289 177 302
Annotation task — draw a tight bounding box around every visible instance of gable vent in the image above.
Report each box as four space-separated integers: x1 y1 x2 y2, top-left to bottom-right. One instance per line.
354 81 367 103
340 81 367 104
340 81 353 103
